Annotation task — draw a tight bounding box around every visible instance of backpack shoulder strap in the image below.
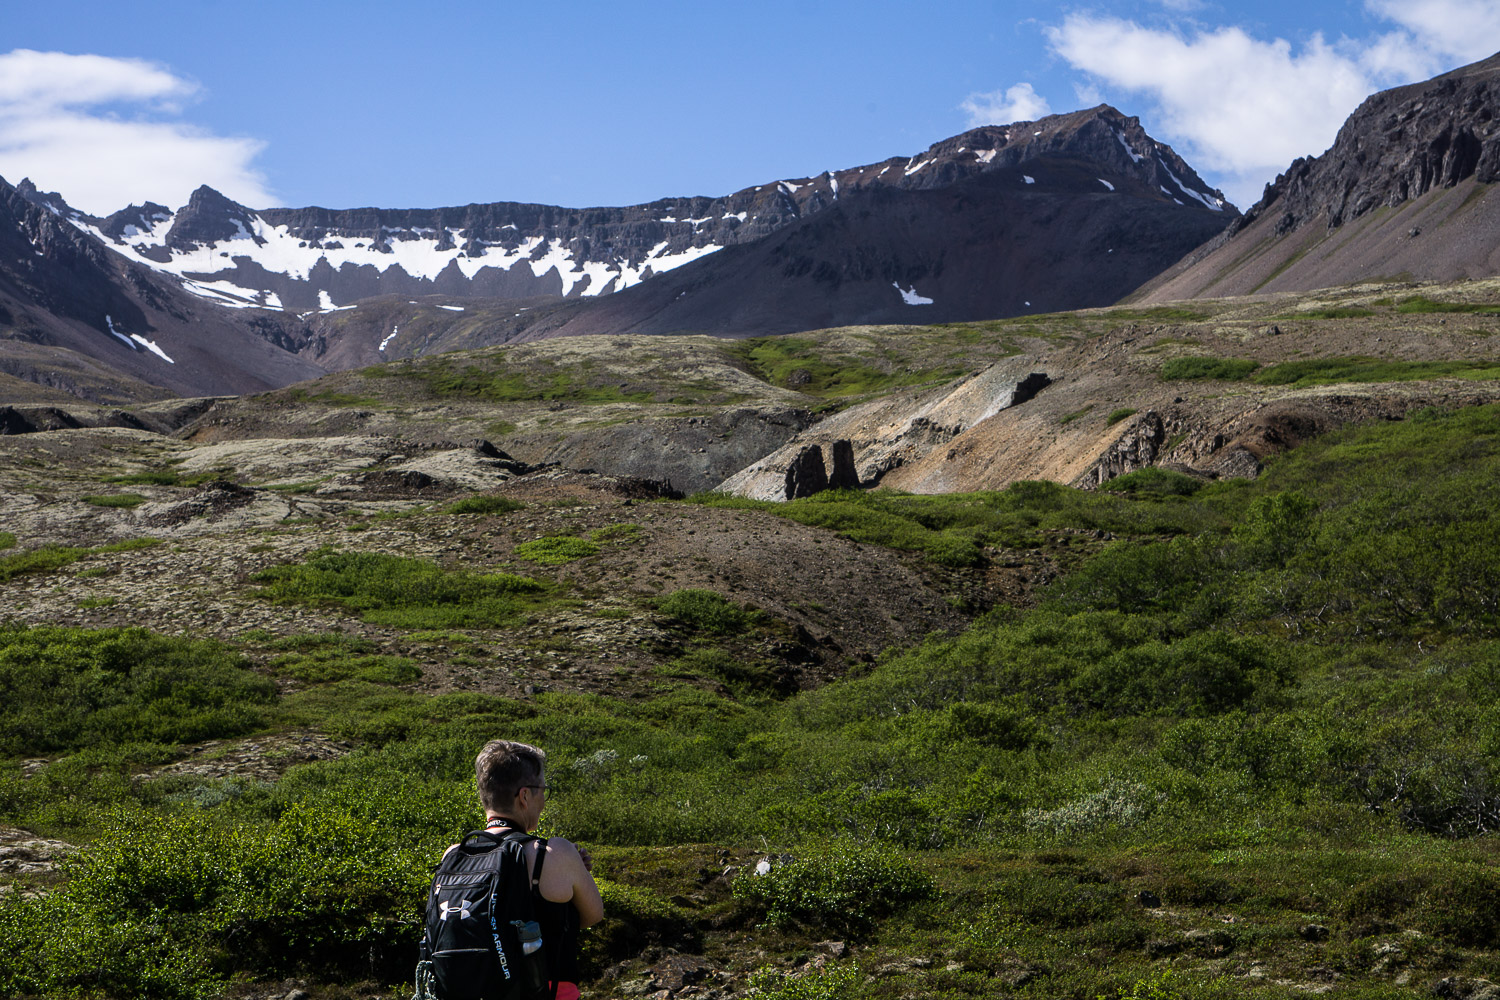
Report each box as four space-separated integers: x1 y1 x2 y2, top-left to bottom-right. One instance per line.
530 836 549 891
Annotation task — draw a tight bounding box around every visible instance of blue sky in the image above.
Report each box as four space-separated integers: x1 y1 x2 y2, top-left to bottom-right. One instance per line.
1 0 1496 215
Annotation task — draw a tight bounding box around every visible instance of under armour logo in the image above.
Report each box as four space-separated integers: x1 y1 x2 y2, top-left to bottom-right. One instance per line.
439 900 472 921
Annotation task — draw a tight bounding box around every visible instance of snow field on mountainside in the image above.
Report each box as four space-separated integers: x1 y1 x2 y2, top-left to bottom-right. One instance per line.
69 208 729 309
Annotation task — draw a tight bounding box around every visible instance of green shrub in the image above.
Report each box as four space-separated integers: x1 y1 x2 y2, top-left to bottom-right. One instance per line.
748 963 863 1000
515 535 600 564
253 548 548 628
1099 467 1203 496
732 845 935 933
657 589 752 634
1159 357 1258 381
590 523 644 543
1106 407 1138 426
82 493 148 508
0 531 14 550
444 495 525 515
0 626 276 755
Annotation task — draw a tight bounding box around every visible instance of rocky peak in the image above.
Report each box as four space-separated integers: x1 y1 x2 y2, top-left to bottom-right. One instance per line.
1233 50 1500 238
11 177 74 218
165 185 264 249
899 106 1232 213
100 202 175 242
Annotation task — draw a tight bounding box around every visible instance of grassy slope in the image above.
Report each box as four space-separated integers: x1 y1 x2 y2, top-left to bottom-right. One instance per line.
3 402 1500 999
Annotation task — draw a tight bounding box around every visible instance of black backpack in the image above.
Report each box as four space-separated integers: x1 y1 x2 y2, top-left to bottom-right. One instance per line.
414 829 554 1000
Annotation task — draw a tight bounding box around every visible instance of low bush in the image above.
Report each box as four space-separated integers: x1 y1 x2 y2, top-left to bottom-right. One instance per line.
1099 467 1203 496
1159 357 1258 381
732 845 935 933
1106 407 1138 426
82 494 148 508
656 589 753 635
515 535 600 564
444 495 525 515
0 625 276 756
253 548 549 628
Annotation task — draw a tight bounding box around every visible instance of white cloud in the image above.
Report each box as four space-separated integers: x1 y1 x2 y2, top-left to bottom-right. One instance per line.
960 82 1052 128
1367 0 1500 65
1029 3 1500 209
0 49 272 215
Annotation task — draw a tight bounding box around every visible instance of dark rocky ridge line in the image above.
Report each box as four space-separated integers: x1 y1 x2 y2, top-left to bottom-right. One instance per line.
15 106 1233 313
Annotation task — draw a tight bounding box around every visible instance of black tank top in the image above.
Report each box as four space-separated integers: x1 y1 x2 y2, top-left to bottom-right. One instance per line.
536 894 582 984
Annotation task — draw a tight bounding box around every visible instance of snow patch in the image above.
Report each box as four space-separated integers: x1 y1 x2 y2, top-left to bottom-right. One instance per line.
438 305 465 312
1023 175 1035 185
1115 131 1143 164
1097 178 1115 191
104 315 133 349
904 158 932 176
779 180 803 194
318 289 356 312
975 149 997 164
1158 158 1224 211
131 334 174 363
892 282 934 306
722 211 747 222
379 325 399 352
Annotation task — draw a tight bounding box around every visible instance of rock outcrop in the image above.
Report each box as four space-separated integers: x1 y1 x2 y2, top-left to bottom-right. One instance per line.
784 445 830 499
717 358 1052 500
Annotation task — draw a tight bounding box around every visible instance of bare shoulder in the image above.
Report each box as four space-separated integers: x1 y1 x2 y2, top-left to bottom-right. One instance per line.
542 837 583 860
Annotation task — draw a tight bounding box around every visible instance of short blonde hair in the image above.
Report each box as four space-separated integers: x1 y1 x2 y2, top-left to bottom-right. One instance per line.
475 740 546 814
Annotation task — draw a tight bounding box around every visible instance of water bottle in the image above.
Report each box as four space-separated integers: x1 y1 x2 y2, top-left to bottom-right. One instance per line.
514 920 544 956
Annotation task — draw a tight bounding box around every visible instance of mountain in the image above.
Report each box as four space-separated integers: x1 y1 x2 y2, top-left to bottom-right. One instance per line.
19 107 1235 368
0 178 325 401
1135 51 1500 302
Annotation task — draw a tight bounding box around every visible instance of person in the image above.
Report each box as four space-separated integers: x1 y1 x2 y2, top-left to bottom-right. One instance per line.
469 739 604 1000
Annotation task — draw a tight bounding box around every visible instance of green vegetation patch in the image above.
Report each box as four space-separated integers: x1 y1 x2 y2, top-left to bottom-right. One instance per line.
1059 405 1094 425
0 625 275 755
1099 467 1204 497
444 495 525 515
1253 357 1500 387
733 845 936 933
691 483 1215 566
515 535 601 564
725 336 965 400
0 532 14 551
1288 307 1376 319
1397 295 1500 315
0 537 161 584
253 548 549 628
1103 306 1210 322
366 354 656 404
81 494 148 509
1106 407 1138 426
1160 357 1259 381
656 589 754 635
590 523 644 543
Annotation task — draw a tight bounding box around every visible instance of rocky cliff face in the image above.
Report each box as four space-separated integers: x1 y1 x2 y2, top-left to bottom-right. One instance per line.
1244 52 1500 238
1136 51 1500 301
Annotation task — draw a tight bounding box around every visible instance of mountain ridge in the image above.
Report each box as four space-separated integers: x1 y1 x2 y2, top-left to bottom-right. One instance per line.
1135 50 1500 301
